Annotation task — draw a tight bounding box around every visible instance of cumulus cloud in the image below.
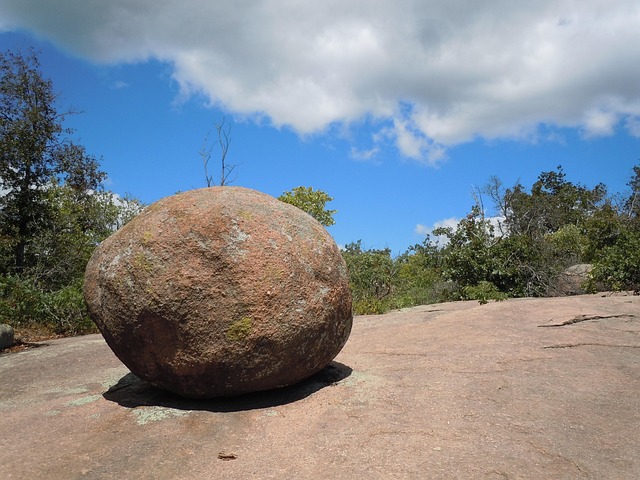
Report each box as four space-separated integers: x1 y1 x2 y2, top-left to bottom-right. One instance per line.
416 217 460 244
2 0 640 161
416 217 461 235
350 146 380 163
416 214 506 244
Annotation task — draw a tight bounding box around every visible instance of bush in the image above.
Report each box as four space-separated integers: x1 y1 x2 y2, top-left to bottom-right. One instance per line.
352 297 388 315
462 281 508 305
44 279 97 335
589 229 640 293
0 275 97 336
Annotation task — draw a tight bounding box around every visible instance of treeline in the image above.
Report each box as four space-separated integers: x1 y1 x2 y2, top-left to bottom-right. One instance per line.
344 165 640 314
0 50 143 337
2 48 638 338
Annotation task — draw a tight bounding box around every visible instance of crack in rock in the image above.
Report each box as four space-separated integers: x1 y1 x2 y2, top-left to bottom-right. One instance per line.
524 440 587 474
543 343 640 349
538 314 635 328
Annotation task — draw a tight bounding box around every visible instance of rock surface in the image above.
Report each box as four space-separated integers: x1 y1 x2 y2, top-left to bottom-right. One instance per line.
83 186 352 398
0 324 14 350
554 263 593 295
1 294 639 479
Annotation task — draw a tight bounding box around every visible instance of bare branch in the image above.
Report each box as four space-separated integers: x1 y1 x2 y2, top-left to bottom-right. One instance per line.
216 117 233 186
198 130 214 187
199 116 235 187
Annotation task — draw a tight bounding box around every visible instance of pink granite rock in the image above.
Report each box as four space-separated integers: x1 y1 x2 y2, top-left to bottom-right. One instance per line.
83 187 352 398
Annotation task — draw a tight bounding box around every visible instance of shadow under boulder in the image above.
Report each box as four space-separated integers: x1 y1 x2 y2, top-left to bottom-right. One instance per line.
103 361 352 413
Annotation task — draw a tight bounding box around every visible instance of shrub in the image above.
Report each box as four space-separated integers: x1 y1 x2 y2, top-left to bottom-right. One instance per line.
462 281 508 305
352 297 388 315
0 275 97 336
589 229 640 293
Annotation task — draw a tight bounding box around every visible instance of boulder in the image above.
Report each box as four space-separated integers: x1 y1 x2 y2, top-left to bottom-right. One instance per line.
0 324 15 350
554 263 593 296
83 187 352 398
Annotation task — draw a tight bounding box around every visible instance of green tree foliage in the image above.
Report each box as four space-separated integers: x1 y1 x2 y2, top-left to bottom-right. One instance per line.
486 166 609 296
433 205 498 289
392 239 447 307
0 49 143 337
589 228 640 293
441 165 638 298
0 50 105 274
586 166 640 292
341 241 395 314
503 166 607 237
278 186 337 226
0 186 143 335
342 239 447 314
431 204 534 299
342 164 640 315
462 281 507 305
623 165 640 219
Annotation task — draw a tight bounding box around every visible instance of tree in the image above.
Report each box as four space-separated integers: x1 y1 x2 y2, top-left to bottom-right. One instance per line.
502 166 606 238
393 237 445 306
624 164 640 220
278 186 337 226
433 205 498 289
199 116 235 187
341 240 395 314
471 166 612 296
0 49 144 337
0 49 105 274
27 186 143 289
587 164 640 293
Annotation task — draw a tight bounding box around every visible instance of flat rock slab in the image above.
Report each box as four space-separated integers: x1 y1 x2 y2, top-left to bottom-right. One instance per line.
1 294 639 479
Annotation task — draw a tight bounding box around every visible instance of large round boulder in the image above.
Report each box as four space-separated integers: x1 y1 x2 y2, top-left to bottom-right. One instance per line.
84 187 352 398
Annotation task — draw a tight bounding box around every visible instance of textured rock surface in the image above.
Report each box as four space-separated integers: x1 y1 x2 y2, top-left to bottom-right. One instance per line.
2 294 639 480
555 263 593 295
0 324 14 350
83 187 352 398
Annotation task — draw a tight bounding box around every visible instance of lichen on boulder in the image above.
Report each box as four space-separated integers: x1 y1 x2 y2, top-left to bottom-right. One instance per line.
83 187 352 398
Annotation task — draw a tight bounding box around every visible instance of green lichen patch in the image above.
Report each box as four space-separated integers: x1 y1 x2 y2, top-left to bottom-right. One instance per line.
132 252 154 273
142 231 154 244
132 406 189 425
238 210 253 221
66 394 102 407
264 264 285 282
226 316 253 342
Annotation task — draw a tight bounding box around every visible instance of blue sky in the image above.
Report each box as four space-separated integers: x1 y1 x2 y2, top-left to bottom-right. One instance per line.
1 1 639 254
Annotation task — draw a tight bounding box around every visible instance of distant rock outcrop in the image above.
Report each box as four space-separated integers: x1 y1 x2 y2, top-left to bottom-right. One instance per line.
83 187 352 398
554 263 593 296
0 324 14 350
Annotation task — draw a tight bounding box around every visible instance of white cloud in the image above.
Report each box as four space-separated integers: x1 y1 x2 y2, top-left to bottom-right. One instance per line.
487 216 507 237
416 217 461 235
415 224 430 236
582 109 618 137
627 117 640 138
111 80 130 90
350 146 380 163
416 217 460 244
416 214 506 244
2 0 640 162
